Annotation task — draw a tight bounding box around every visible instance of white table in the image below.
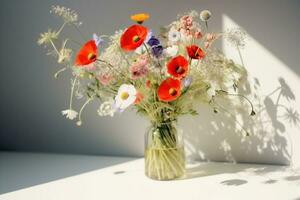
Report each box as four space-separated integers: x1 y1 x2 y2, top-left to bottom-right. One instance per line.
1 152 300 200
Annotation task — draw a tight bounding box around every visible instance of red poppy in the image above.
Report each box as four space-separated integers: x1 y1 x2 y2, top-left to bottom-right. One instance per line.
120 25 148 51
167 55 189 79
157 78 181 102
75 40 98 66
186 45 205 59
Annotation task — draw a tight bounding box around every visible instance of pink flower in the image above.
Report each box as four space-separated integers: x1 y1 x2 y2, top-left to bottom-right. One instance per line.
130 55 149 79
180 15 193 28
180 28 192 36
205 33 218 49
130 64 149 79
97 73 113 85
137 54 149 66
204 41 210 49
206 33 216 41
194 31 203 39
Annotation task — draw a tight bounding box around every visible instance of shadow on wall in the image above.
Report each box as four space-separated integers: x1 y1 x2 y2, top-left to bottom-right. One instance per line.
181 76 300 165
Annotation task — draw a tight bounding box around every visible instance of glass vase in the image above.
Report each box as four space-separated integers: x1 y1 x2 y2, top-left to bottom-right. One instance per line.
144 121 185 180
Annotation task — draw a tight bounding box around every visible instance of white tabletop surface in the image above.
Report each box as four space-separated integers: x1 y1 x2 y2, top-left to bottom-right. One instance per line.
1 152 300 200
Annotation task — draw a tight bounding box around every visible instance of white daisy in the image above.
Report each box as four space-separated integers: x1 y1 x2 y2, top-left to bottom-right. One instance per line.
164 45 178 57
97 100 116 117
168 28 181 43
62 109 78 120
115 84 137 110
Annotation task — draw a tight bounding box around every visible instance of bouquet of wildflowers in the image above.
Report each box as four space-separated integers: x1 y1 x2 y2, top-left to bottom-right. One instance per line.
38 6 254 180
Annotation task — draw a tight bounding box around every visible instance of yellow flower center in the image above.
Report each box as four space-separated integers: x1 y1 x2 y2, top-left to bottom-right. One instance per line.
88 53 96 60
133 35 140 43
175 66 185 75
169 88 178 96
120 92 129 100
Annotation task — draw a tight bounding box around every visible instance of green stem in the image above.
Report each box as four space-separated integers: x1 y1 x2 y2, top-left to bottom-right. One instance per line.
78 96 94 123
49 39 60 55
69 76 78 109
57 22 66 35
54 67 67 79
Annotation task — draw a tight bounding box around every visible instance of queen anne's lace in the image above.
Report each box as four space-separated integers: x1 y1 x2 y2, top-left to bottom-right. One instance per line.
50 5 81 25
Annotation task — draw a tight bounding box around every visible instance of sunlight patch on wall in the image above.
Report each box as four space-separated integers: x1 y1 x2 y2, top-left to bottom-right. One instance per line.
222 14 300 166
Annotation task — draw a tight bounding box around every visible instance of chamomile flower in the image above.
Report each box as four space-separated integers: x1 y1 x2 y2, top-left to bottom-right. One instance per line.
97 100 116 117
62 109 78 120
115 84 137 110
168 28 181 43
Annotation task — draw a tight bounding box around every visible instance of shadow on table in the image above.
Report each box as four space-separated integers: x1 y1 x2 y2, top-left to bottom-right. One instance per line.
181 161 300 186
0 152 136 195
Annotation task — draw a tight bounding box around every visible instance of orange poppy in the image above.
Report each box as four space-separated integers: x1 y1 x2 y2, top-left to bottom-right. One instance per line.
134 91 144 104
186 45 205 59
120 25 148 51
75 40 98 66
167 55 189 79
157 78 181 102
130 13 150 24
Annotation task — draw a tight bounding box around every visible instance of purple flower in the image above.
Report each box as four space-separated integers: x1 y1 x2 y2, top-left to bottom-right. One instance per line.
147 36 163 57
182 76 193 87
93 33 104 46
151 45 163 57
147 36 160 47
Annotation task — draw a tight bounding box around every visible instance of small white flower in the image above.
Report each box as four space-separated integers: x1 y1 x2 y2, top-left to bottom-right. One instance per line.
168 28 181 43
62 109 78 120
115 84 137 110
225 28 247 48
58 48 72 63
97 100 116 117
51 5 80 25
200 10 212 21
164 45 178 57
37 29 59 45
76 121 82 126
